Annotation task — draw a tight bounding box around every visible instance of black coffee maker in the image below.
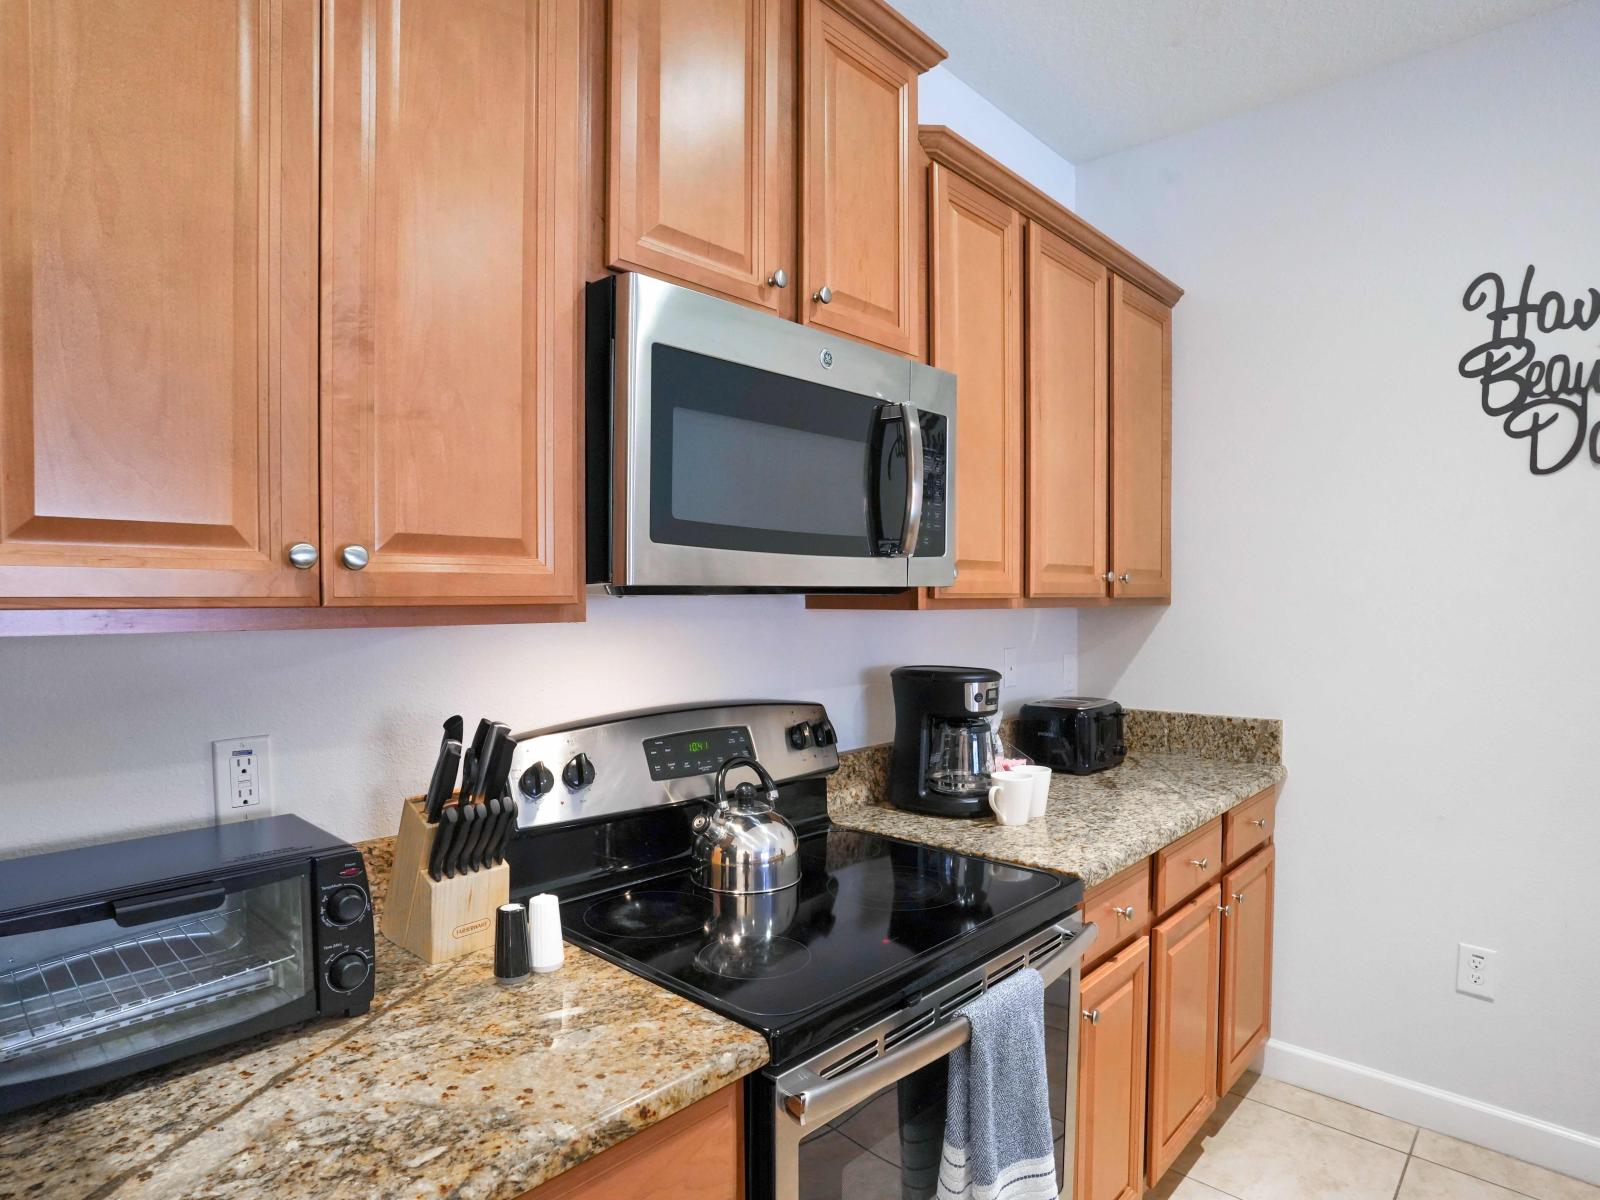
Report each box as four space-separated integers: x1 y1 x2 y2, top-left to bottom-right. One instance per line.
889 665 1002 817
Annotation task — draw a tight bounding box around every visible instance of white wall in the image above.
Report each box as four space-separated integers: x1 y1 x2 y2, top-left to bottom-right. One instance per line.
918 65 1076 209
0 597 1075 856
1076 0 1600 1175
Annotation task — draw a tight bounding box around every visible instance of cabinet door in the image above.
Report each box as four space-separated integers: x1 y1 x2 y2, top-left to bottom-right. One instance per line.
321 0 582 605
928 166 1023 600
1147 883 1221 1187
1026 224 1109 599
0 0 319 606
1219 844 1275 1094
1075 937 1150 1200
800 0 919 354
608 0 793 314
1109 276 1172 601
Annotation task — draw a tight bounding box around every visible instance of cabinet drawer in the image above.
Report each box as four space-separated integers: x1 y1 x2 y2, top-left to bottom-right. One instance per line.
1224 787 1277 865
1083 858 1151 971
1153 818 1223 917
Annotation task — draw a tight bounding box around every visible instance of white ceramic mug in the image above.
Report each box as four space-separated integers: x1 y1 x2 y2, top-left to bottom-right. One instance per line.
1007 764 1052 819
986 770 1034 825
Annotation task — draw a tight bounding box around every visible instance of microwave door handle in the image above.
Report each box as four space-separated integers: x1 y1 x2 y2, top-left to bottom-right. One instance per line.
899 401 924 556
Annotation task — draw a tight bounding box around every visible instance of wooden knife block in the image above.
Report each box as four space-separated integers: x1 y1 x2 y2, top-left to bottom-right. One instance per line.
380 795 510 965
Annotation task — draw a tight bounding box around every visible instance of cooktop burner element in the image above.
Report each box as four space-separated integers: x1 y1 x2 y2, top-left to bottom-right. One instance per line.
583 891 711 939
693 935 811 980
826 869 957 911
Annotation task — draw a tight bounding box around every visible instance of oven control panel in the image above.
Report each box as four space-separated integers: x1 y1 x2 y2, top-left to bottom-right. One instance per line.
508 702 839 830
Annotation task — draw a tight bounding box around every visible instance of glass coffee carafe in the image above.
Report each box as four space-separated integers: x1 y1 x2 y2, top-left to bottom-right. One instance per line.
926 716 1003 796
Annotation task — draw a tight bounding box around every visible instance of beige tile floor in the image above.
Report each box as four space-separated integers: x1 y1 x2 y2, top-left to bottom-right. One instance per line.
1150 1074 1600 1200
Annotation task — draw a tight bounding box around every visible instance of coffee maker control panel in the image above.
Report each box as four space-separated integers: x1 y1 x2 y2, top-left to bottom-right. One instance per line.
963 681 1000 714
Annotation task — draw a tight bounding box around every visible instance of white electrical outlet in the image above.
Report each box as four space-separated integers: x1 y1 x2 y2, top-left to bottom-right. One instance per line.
213 736 272 823
1456 942 1496 1000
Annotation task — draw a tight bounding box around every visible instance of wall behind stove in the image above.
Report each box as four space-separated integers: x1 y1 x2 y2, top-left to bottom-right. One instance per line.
0 597 1075 857
1075 0 1600 1177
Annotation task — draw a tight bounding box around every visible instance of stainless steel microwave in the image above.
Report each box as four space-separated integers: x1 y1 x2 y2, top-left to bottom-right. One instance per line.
585 274 957 593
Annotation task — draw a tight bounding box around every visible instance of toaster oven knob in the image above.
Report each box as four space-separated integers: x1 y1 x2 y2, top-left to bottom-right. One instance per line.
324 886 369 926
327 951 370 993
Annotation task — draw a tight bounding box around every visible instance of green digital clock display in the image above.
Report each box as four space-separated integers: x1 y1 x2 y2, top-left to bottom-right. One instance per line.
687 739 711 753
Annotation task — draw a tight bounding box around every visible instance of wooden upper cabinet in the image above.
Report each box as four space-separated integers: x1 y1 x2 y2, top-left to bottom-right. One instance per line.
928 165 1024 601
1147 883 1222 1188
0 0 319 606
1076 937 1150 1200
1026 223 1108 599
321 0 582 605
1219 844 1275 1095
608 0 794 314
1109 275 1172 601
800 0 921 355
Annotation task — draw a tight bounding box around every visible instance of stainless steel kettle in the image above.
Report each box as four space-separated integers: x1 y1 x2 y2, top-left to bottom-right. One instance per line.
691 756 800 894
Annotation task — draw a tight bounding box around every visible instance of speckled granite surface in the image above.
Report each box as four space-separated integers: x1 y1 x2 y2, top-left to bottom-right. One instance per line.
829 711 1285 888
0 836 768 1200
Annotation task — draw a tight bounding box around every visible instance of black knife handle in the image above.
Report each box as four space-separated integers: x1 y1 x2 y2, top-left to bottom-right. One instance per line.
445 804 475 878
428 806 459 882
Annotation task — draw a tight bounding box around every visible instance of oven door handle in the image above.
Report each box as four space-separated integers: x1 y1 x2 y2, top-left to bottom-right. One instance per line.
779 919 1098 1129
898 401 924 557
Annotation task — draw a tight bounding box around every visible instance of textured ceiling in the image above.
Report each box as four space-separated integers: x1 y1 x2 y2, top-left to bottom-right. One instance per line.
891 0 1577 161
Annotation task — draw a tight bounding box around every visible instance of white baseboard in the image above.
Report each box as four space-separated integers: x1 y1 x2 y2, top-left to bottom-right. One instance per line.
1261 1039 1600 1186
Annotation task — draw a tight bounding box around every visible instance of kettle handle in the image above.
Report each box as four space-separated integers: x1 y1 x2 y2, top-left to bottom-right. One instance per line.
715 756 779 808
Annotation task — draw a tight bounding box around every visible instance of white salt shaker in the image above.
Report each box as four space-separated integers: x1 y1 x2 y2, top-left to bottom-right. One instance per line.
527 893 565 974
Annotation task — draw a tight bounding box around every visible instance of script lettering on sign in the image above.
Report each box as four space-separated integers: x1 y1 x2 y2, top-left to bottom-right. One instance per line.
1458 266 1600 474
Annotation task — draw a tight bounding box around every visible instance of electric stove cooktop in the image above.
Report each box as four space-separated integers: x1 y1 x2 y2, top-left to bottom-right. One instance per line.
555 826 1079 1063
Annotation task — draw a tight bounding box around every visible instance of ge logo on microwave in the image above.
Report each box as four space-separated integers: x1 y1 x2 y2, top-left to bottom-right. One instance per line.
819 349 834 369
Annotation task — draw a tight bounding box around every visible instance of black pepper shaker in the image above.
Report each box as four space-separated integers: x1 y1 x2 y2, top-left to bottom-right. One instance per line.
494 902 531 985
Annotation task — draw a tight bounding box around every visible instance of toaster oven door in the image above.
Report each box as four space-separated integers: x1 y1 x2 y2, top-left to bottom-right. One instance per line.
0 864 315 1113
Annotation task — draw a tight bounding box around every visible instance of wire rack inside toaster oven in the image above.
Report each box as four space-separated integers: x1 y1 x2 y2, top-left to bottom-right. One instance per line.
0 908 295 1064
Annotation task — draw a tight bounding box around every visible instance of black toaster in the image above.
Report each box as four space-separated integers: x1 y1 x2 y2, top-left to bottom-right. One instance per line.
1014 698 1126 775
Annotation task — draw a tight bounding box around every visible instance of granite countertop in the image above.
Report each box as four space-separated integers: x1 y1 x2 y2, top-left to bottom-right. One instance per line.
828 735 1286 889
0 838 768 1200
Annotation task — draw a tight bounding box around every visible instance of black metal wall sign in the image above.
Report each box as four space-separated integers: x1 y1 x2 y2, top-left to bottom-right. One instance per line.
1459 266 1600 474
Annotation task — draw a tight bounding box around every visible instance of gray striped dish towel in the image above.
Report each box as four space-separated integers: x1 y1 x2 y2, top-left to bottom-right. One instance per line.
936 966 1058 1200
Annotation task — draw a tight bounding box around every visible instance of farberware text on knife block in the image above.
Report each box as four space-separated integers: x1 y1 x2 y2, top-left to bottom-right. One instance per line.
381 795 510 964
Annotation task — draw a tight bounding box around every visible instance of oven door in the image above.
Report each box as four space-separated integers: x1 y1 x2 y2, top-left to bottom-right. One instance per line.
611 273 955 591
0 864 316 1113
767 919 1095 1200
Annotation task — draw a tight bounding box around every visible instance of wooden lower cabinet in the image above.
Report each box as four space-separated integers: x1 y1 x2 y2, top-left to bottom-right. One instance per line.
1219 844 1276 1095
1146 883 1222 1188
520 1082 742 1200
1075 937 1150 1200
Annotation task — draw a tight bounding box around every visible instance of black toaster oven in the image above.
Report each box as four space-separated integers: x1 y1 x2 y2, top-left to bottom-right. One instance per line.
0 814 373 1114
1014 697 1126 775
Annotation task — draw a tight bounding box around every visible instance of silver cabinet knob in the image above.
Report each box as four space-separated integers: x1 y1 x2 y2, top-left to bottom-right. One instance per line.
1252 818 1269 829
1103 571 1117 583
768 268 788 288
1119 572 1132 583
813 285 832 304
340 545 370 571
1232 891 1246 904
1189 857 1210 870
1113 905 1136 920
1083 1009 1100 1025
287 543 318 570
1218 904 1233 917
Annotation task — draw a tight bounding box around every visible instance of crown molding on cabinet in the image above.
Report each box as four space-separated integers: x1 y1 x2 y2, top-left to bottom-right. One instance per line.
918 125 1184 307
822 0 947 71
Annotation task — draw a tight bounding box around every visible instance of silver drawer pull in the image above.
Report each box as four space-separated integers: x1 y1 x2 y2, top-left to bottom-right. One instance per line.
1232 891 1246 904
1218 904 1232 916
1252 818 1269 829
1190 857 1209 870
813 285 832 304
1083 1009 1100 1025
287 542 318 569
340 545 370 571
768 268 788 288
1113 906 1135 920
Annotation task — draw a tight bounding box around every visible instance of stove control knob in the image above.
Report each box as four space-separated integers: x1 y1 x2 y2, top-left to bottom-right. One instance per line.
520 761 555 798
787 722 813 750
562 752 596 790
324 886 368 926
327 951 370 993
810 718 837 747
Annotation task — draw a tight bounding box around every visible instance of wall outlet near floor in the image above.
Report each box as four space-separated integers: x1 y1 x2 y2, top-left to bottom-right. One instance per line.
213 735 272 823
1456 942 1496 1000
